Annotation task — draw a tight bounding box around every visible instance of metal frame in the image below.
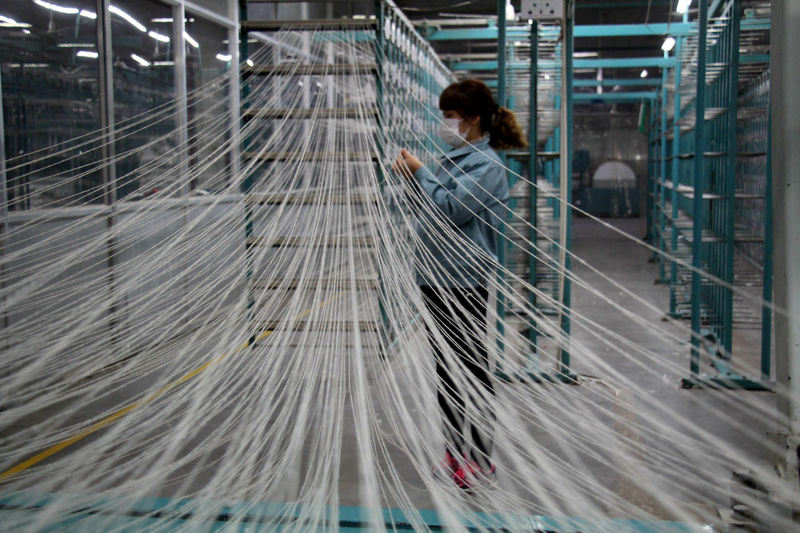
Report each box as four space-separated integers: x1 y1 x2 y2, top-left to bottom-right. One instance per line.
643 0 773 390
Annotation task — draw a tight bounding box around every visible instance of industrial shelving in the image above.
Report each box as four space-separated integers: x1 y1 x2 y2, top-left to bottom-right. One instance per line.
646 0 772 388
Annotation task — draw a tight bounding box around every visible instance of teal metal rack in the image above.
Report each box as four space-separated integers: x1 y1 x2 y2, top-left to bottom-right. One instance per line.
645 0 772 389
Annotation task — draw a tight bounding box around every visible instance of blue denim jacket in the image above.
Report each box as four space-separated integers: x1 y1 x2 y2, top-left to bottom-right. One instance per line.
412 137 510 288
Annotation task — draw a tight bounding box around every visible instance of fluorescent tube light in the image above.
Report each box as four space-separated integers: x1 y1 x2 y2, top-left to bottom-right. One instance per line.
184 31 199 48
109 5 146 32
34 1 77 15
148 30 169 43
130 53 150 67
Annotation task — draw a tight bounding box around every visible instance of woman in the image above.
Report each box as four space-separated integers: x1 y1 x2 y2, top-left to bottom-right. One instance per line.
394 79 527 490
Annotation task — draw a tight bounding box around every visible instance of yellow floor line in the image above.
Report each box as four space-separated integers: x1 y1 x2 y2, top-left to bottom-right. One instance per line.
0 292 343 482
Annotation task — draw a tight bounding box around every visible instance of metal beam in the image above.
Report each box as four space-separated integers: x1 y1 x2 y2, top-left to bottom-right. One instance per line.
424 19 767 42
426 27 531 41
689 0 708 377
450 60 527 71
574 57 675 68
573 91 658 101
574 22 693 37
573 78 661 87
452 57 675 71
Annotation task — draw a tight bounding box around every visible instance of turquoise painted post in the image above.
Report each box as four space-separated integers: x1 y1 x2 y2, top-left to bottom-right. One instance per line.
646 100 655 247
527 21 539 362
495 0 508 361
761 102 773 380
558 8 574 375
669 36 683 317
690 0 708 376
659 60 669 282
721 0 740 356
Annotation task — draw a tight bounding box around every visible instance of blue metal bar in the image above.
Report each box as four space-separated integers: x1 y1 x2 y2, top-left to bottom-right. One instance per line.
427 19 766 41
559 10 574 375
496 0 507 360
573 78 661 87
450 60 527 71
690 0 708 377
659 57 668 283
722 0 740 356
669 36 683 317
0 491 704 532
427 22 695 41
761 92 773 381
740 18 770 31
527 21 538 363
740 54 770 64
574 57 675 68
453 57 676 71
426 27 531 41
574 22 693 37
572 91 657 101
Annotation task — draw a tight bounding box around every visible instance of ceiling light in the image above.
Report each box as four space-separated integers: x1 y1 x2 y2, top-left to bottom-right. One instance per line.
574 51 598 58
184 31 199 48
544 73 550 80
79 9 96 19
0 15 32 27
130 53 150 67
153 60 174 66
246 58 254 67
109 5 146 32
34 1 78 15
215 53 232 62
661 36 676 52
640 69 648 78
76 50 98 59
57 42 95 47
505 0 515 21
676 0 691 14
148 30 169 43
528 18 533 25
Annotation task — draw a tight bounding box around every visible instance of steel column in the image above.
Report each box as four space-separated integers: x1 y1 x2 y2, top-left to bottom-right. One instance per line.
721 0 740 355
527 20 539 360
557 3 573 374
496 0 508 359
689 0 708 376
658 59 668 283
669 36 682 317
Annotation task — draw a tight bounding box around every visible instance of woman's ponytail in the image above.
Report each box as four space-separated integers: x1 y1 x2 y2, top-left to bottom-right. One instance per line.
439 79 528 151
489 106 527 150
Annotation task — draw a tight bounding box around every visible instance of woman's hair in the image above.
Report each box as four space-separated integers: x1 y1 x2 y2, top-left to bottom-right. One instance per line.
439 79 528 150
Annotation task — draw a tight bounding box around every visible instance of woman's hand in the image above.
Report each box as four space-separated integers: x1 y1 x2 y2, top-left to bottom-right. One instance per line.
392 149 423 179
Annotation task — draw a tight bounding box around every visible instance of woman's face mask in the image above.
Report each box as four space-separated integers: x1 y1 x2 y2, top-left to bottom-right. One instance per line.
438 117 466 147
